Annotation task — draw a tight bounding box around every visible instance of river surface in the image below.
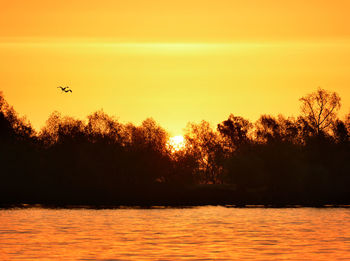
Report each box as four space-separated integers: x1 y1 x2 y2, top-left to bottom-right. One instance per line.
1 207 350 260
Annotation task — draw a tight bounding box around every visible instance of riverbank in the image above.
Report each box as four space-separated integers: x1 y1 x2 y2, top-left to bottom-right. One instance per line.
2 183 350 208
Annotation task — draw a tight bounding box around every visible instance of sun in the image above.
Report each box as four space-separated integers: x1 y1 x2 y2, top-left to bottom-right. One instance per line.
167 135 186 152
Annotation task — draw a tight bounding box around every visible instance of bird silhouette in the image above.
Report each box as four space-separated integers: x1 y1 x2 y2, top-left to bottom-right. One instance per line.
58 86 72 93
57 86 68 91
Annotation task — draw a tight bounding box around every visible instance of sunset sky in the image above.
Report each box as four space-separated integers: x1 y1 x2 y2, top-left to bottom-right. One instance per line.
1 0 350 135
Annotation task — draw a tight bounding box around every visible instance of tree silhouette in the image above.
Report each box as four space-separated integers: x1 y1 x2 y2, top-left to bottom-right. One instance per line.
86 110 125 145
217 114 252 151
299 88 341 135
184 121 225 184
0 88 350 206
332 119 349 144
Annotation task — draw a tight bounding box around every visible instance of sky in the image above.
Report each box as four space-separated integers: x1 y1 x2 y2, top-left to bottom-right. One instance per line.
1 0 350 135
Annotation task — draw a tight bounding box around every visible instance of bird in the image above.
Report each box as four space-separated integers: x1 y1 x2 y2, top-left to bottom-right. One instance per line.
58 86 72 93
57 86 68 91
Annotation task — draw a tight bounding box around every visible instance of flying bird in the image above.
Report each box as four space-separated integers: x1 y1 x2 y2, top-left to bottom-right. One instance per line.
57 86 68 91
57 86 72 93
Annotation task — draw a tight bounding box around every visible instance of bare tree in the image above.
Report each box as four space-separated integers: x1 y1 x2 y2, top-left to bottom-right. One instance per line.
299 88 341 135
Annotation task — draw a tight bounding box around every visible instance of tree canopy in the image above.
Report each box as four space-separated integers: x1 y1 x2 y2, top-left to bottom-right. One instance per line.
0 88 349 206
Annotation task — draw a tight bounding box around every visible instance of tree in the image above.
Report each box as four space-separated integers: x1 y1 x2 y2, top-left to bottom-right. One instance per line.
86 110 124 144
0 92 34 142
255 115 301 144
129 118 169 153
332 119 349 144
40 112 86 145
299 88 341 135
184 121 225 184
345 112 350 134
217 114 252 151
255 115 282 143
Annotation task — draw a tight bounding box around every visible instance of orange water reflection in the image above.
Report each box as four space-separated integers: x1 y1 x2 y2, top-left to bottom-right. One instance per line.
0 207 350 260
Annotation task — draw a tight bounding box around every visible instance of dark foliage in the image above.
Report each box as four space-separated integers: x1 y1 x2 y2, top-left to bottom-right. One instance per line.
0 88 349 206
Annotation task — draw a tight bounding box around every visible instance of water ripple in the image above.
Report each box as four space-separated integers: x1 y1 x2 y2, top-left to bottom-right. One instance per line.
0 207 350 260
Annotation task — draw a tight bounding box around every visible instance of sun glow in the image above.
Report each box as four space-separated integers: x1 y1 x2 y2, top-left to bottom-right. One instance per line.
167 135 186 152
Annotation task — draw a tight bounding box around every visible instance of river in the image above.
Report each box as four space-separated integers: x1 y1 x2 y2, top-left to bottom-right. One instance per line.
1 207 350 260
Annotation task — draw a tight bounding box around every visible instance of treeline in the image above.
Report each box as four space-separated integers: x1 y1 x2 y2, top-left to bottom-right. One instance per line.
0 88 350 206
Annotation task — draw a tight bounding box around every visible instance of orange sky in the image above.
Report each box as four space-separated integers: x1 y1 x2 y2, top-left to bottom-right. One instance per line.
1 0 350 135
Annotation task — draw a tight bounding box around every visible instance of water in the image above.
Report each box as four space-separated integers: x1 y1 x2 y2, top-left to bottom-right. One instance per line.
1 207 350 260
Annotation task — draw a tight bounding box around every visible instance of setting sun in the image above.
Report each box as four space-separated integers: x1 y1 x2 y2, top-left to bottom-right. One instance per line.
167 135 186 152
